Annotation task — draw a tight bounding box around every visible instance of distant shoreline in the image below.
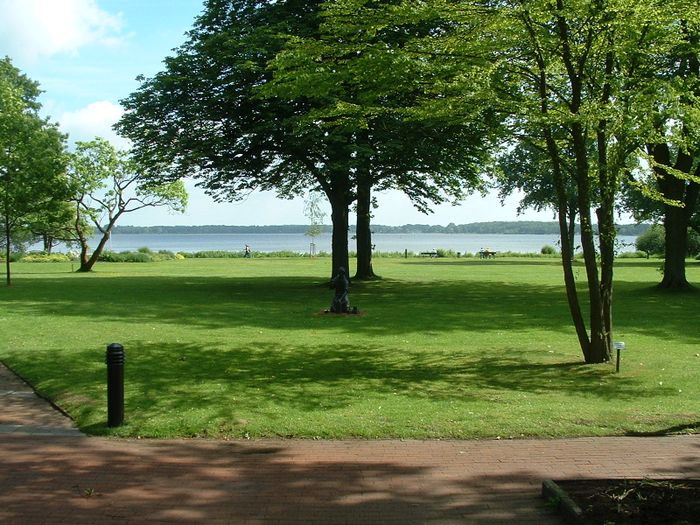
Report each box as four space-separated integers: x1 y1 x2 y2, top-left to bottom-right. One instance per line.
114 221 648 236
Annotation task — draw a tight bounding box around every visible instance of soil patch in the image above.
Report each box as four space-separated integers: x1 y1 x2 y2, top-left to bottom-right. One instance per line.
553 478 700 524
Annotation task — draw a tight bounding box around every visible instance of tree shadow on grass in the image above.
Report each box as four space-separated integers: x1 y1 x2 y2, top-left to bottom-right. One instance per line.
0 435 564 525
613 280 700 344
2 275 577 337
5 271 699 343
403 258 569 267
58 340 668 436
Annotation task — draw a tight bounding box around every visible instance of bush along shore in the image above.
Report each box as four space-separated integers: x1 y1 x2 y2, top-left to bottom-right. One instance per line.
5 246 671 263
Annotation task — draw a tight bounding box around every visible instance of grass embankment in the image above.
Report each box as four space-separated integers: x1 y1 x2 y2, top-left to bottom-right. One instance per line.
1 257 698 439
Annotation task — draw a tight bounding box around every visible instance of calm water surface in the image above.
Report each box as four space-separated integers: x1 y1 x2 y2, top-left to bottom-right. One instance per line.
61 232 638 255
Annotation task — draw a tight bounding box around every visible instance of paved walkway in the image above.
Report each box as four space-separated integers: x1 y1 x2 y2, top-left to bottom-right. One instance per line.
1 363 699 524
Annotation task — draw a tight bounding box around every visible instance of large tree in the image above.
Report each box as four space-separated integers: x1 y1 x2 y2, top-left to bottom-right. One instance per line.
637 21 700 289
117 0 358 277
266 1 492 279
117 0 490 280
319 0 697 362
68 137 187 272
493 0 700 362
0 58 68 285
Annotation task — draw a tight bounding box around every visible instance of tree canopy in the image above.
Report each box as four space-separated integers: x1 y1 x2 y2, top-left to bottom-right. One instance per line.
68 137 188 272
1 57 68 285
116 0 494 278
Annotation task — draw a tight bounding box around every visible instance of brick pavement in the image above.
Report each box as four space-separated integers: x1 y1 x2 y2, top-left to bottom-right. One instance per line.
1 363 699 524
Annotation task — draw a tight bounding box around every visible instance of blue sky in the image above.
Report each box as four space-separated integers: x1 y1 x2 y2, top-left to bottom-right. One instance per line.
0 0 564 226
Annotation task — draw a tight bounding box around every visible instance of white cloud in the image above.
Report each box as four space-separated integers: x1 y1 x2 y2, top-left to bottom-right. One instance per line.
59 100 129 148
0 0 123 63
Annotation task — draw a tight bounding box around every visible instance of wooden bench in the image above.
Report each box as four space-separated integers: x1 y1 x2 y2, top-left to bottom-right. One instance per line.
420 251 439 258
478 250 497 259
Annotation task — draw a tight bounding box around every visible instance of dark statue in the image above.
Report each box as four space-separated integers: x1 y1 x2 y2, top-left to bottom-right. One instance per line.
330 267 350 313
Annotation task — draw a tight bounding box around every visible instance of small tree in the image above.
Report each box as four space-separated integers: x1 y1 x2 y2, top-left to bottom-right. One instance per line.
303 190 326 257
69 138 188 272
1 59 68 284
636 224 700 258
636 225 665 257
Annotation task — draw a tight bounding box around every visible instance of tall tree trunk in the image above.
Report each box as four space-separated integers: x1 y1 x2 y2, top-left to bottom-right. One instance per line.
42 234 53 254
555 0 610 363
323 174 351 281
4 212 11 287
567 203 576 255
661 204 691 289
545 127 590 355
528 19 592 361
595 68 616 360
649 144 700 289
354 169 376 280
573 123 609 363
78 231 111 272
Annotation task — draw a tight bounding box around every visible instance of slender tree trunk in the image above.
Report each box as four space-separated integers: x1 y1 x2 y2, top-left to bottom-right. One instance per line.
79 213 123 272
4 212 11 287
567 204 576 255
354 169 376 280
573 124 608 363
78 231 111 272
554 0 610 363
597 204 615 354
42 234 53 254
545 127 590 355
527 17 592 361
595 69 616 360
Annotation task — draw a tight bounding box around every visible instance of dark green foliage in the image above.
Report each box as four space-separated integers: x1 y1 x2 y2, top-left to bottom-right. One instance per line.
636 225 665 256
1 57 69 285
636 225 700 257
98 250 178 263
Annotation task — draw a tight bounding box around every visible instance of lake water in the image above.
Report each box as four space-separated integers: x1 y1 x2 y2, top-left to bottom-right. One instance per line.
46 232 639 255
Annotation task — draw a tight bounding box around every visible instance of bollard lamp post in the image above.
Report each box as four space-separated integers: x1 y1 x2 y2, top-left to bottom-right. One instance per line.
614 341 625 373
106 343 125 427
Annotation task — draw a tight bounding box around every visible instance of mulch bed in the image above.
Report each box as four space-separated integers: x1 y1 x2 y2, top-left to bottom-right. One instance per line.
553 478 700 524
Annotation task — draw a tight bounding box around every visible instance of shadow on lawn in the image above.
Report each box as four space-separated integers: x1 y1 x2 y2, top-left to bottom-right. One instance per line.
60 340 665 430
6 273 699 344
0 435 563 525
2 274 578 336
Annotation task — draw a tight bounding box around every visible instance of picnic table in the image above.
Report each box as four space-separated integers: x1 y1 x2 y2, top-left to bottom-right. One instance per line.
420 251 439 258
478 249 497 259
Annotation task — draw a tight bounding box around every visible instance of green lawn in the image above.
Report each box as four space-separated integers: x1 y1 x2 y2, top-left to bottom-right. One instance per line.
1 256 698 439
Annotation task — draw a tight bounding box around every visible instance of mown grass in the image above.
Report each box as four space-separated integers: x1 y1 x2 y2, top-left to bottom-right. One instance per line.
1 257 698 439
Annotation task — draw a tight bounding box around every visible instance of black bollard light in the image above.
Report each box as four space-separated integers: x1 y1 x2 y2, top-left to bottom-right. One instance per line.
614 341 625 373
106 343 125 427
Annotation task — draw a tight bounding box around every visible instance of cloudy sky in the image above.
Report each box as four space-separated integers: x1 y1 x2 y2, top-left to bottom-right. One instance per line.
0 0 561 226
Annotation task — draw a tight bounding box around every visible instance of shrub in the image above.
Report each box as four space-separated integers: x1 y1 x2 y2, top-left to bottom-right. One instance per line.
19 252 72 263
635 225 699 257
97 250 176 263
635 225 665 256
540 245 556 255
618 251 648 259
182 250 240 259
689 230 700 257
436 248 458 258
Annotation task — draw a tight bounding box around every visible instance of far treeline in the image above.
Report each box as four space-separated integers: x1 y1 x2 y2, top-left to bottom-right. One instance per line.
113 222 650 236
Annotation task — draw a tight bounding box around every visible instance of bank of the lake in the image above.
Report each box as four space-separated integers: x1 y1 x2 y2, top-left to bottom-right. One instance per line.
62 232 639 255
